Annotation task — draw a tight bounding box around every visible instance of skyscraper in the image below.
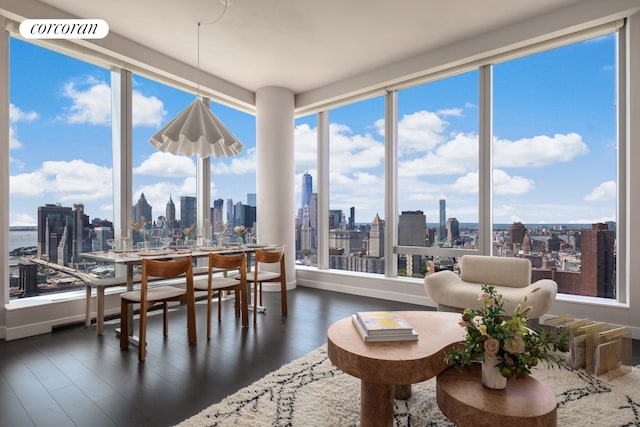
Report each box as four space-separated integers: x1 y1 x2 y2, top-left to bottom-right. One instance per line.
72 203 91 263
301 172 312 209
37 203 73 264
349 206 355 230
399 210 426 276
180 196 197 229
133 193 152 226
166 196 176 229
368 213 384 258
247 193 256 207
212 198 224 227
226 198 234 226
581 223 615 298
439 199 446 242
446 217 459 242
510 222 526 248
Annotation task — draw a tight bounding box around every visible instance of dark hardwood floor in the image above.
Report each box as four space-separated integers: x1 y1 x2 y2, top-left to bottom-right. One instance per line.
1 287 638 427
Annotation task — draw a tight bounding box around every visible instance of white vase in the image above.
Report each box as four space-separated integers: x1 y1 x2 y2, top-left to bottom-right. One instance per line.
481 354 507 389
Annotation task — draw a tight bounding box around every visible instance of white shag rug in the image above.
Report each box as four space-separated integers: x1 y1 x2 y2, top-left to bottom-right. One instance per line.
177 345 640 427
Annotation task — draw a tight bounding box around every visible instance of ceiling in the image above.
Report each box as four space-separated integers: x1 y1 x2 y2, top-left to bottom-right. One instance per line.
28 0 586 96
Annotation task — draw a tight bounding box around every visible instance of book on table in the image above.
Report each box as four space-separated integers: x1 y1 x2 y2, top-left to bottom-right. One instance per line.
352 311 418 342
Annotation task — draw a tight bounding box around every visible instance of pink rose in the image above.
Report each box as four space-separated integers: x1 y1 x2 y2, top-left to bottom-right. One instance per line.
478 292 491 304
484 337 500 356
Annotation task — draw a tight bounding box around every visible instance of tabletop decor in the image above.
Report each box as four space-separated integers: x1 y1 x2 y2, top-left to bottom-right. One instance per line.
131 217 149 249
445 284 569 389
234 225 246 244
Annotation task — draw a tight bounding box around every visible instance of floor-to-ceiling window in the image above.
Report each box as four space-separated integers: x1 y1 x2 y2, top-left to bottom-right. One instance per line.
397 71 479 278
493 33 618 299
9 38 113 297
302 27 623 304
294 114 318 266
328 97 385 275
206 101 256 244
131 74 195 247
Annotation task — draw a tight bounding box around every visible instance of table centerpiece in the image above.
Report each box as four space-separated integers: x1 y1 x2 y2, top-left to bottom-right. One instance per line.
445 284 569 389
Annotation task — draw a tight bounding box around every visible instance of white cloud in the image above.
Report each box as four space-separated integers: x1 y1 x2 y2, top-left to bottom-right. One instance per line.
61 77 166 127
10 212 37 227
62 77 111 125
10 104 38 122
584 180 616 202
494 133 589 168
132 91 166 127
294 123 318 171
396 110 448 154
447 170 533 195
212 147 256 175
134 177 196 221
9 104 38 150
436 108 463 117
10 159 112 201
329 123 384 173
398 132 478 177
493 169 534 195
134 151 196 177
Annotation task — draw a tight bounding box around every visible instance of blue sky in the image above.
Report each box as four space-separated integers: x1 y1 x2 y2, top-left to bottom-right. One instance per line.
9 34 617 227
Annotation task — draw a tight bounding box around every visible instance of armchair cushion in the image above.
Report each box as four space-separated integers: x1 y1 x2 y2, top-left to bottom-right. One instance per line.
424 255 557 320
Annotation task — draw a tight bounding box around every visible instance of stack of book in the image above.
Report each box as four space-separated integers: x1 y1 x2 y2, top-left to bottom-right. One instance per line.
351 311 418 342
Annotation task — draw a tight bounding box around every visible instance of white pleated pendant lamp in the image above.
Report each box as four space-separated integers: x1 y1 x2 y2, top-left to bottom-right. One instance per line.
148 0 242 159
149 98 244 158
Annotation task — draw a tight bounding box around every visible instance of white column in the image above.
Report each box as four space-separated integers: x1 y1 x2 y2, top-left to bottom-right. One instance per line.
256 87 296 290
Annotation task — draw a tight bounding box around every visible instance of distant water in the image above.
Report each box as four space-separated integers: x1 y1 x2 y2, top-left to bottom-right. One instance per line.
9 229 37 252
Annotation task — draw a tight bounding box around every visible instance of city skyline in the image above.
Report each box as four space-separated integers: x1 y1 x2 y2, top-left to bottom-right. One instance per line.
10 34 617 227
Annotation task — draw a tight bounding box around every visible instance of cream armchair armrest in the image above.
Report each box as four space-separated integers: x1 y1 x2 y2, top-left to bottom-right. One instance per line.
424 270 461 305
523 279 557 320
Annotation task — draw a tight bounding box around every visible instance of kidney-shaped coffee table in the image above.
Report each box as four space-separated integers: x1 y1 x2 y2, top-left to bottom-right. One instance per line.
327 311 465 427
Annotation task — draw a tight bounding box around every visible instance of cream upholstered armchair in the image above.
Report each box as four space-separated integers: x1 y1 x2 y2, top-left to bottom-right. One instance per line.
424 255 557 326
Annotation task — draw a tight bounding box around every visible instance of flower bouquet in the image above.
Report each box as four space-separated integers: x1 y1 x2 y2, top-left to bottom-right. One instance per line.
234 225 246 243
131 217 149 249
445 284 569 387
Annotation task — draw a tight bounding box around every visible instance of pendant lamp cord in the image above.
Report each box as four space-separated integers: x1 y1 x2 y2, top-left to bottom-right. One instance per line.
197 0 230 100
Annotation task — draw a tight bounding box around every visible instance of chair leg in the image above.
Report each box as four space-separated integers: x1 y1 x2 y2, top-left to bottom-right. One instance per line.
259 283 263 306
253 283 258 324
163 302 169 337
207 289 213 340
120 299 130 350
139 303 147 362
281 277 288 316
217 291 222 322
234 290 240 318
186 293 197 345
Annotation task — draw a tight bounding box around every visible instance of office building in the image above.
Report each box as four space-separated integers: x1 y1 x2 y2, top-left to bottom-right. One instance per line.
301 172 312 210
439 200 446 242
399 210 426 276
180 196 197 229
165 196 176 229
132 193 152 227
446 217 459 242
581 223 616 298
37 203 73 264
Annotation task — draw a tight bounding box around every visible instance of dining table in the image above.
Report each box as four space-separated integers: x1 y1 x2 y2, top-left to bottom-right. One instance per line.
82 243 279 337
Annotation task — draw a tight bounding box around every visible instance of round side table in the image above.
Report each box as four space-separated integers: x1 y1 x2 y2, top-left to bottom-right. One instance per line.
436 365 557 427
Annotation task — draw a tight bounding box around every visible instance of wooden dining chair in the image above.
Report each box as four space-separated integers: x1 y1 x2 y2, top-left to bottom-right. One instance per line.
194 252 248 339
246 248 287 324
120 256 196 362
